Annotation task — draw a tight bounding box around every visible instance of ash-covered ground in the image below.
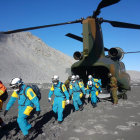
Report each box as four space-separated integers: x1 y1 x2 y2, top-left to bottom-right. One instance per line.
1 84 140 140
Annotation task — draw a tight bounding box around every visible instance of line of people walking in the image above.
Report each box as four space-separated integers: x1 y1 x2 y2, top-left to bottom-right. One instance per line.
0 72 118 139
48 74 103 124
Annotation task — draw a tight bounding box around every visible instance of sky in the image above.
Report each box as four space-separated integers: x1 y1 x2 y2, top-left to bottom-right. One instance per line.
0 0 140 71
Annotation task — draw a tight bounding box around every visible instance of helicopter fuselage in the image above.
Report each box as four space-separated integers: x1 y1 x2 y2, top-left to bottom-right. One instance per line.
71 17 130 92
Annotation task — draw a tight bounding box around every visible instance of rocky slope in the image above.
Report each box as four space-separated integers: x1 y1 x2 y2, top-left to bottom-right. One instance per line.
0 32 75 83
127 70 140 84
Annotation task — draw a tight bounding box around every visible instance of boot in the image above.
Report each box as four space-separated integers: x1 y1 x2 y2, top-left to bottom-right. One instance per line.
92 103 97 108
28 127 34 134
79 104 84 111
23 127 34 140
58 121 63 124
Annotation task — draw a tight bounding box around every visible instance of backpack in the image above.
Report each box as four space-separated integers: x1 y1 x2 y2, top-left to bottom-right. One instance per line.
24 84 41 100
52 82 63 93
72 81 81 92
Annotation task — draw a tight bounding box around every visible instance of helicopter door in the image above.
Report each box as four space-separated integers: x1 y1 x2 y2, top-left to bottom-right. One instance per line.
86 66 109 88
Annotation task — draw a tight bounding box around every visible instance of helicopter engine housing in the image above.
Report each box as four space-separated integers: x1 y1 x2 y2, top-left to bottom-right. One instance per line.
73 51 83 60
108 47 124 60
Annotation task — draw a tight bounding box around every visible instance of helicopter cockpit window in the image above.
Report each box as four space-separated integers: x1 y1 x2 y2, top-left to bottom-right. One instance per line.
119 62 126 72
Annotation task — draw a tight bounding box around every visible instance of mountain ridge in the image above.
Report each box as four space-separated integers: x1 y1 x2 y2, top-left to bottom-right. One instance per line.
0 32 74 83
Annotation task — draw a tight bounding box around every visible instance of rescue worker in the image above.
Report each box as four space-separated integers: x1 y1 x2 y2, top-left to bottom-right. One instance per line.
88 75 100 96
75 75 87 105
108 73 118 104
69 75 86 111
86 77 97 108
4 78 40 138
75 75 84 87
48 75 70 124
0 80 7 127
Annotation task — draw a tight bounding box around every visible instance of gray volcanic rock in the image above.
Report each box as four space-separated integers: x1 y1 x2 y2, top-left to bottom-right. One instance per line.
127 70 140 84
1 85 140 140
0 32 75 83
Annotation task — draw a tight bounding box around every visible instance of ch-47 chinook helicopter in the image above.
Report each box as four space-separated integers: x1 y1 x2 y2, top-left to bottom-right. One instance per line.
1 0 140 98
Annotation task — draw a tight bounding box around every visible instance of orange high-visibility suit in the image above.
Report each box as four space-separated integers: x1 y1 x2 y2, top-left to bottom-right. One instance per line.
0 81 7 110
0 81 7 126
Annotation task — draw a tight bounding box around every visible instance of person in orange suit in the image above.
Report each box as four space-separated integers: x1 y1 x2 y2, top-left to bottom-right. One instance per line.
0 80 7 127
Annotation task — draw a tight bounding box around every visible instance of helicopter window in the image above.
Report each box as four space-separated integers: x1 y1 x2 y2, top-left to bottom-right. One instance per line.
105 51 109 57
119 62 126 72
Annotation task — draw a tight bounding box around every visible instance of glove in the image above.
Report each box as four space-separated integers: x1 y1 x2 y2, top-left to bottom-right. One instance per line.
36 111 40 116
66 100 70 104
4 110 8 116
48 98 51 102
85 94 89 99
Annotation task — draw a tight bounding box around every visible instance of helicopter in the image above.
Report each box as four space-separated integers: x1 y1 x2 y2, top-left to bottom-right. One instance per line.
1 0 140 99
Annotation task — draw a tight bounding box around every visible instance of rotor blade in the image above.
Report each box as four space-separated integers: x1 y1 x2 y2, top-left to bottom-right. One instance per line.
2 19 83 34
66 33 109 51
102 19 140 29
124 51 140 54
93 0 120 17
65 33 83 42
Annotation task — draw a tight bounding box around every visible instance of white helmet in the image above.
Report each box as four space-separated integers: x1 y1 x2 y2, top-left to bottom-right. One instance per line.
71 75 76 83
75 75 80 80
88 80 92 86
52 75 59 84
71 75 76 81
88 75 92 79
10 78 23 90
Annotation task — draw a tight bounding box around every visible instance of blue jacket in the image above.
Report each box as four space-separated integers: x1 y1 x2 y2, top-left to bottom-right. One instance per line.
6 84 40 111
69 81 86 96
48 82 69 100
86 84 97 94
